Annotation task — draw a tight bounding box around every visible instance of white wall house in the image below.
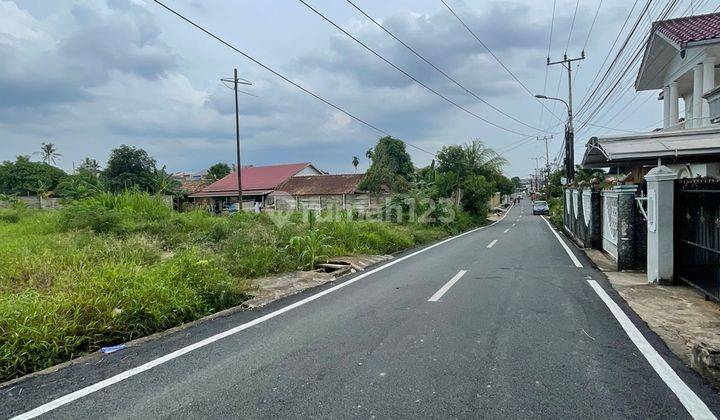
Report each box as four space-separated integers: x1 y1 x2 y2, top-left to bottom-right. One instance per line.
583 12 720 178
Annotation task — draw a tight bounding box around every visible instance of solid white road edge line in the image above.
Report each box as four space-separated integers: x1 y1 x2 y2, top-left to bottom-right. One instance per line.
428 270 468 302
11 206 517 420
586 280 716 420
486 239 498 249
540 216 583 268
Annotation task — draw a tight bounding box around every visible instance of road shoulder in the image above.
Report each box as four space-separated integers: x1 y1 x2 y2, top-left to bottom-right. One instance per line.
578 240 720 391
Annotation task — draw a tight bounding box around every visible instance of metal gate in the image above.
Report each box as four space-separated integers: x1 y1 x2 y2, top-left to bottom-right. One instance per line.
675 178 720 301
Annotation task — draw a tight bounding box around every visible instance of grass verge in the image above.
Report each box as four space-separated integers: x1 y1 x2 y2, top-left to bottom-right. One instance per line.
0 192 480 382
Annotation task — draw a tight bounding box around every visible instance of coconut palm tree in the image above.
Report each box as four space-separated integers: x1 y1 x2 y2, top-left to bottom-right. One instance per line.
352 156 359 173
39 142 61 165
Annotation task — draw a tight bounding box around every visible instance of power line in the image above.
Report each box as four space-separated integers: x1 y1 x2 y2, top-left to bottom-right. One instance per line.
538 0 557 129
297 0 534 137
582 0 604 52
439 0 565 124
343 0 546 134
151 0 438 157
565 0 581 53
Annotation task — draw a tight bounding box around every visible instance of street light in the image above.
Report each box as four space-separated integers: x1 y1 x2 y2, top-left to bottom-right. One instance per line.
535 93 574 183
534 94 569 112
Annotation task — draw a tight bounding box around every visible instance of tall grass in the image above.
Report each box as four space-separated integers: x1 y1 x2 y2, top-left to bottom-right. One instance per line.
0 191 477 382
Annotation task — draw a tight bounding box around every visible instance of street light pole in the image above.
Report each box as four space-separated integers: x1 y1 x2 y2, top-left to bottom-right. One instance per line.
221 69 252 211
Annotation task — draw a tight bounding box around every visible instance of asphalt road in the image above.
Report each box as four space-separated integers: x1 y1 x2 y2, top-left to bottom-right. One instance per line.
3 202 720 419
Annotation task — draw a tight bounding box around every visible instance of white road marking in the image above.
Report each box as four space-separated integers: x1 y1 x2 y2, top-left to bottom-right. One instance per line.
512 223 516 227
486 239 498 248
11 206 517 420
503 228 510 233
540 216 583 268
586 280 716 420
428 270 468 302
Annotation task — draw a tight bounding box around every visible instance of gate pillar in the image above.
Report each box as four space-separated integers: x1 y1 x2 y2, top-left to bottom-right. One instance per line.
645 165 678 284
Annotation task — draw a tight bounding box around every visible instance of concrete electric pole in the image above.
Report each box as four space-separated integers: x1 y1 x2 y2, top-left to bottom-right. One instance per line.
537 135 553 197
536 51 585 184
221 69 252 210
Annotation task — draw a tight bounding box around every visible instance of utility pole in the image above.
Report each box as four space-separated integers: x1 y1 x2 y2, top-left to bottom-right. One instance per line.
546 51 585 183
537 135 553 198
221 69 252 210
532 157 544 195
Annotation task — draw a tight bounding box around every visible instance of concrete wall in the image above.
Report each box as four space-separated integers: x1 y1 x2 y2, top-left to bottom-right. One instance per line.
563 188 601 249
0 196 63 210
564 185 645 271
273 193 386 213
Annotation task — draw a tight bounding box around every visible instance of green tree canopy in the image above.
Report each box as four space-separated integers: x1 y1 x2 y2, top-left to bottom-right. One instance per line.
0 155 67 195
359 136 414 192
511 176 521 189
102 145 158 192
206 162 231 182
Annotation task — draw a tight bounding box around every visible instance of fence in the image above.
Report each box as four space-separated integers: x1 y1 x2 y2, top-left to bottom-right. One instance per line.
674 178 720 301
563 184 645 270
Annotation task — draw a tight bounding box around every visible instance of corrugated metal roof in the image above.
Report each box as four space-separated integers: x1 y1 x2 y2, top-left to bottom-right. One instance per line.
190 163 312 197
654 12 720 46
276 174 366 195
582 127 720 168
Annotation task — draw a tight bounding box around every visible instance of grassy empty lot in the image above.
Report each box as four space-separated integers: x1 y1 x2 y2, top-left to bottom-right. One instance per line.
0 192 474 382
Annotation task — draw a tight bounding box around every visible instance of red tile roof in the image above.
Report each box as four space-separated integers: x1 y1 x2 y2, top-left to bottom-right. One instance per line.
276 174 366 195
191 162 312 196
654 12 720 46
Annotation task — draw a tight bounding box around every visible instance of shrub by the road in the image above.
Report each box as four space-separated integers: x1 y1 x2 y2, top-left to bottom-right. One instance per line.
0 191 475 382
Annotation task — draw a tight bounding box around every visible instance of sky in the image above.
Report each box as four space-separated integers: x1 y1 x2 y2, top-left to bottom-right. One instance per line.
1 0 716 178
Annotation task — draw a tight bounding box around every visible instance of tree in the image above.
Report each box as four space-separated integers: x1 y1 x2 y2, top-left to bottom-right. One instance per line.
0 156 67 195
511 176 522 190
102 145 158 192
436 139 506 205
359 136 414 192
39 142 61 165
206 162 231 182
351 156 359 172
77 158 101 177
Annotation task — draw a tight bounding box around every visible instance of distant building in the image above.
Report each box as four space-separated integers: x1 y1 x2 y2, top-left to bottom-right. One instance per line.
188 162 322 208
270 173 387 212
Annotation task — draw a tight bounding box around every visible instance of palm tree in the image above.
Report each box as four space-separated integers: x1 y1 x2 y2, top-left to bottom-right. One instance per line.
352 156 359 173
78 157 101 176
39 142 61 165
463 139 506 176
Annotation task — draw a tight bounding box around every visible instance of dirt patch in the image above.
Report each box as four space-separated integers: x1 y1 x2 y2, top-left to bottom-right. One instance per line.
243 255 393 308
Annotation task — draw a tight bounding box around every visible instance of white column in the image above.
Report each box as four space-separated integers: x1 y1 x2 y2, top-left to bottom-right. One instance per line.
693 64 704 129
669 81 679 129
663 85 671 129
703 57 716 127
645 165 678 284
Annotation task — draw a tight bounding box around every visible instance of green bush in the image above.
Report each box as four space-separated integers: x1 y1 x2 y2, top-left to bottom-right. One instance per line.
0 208 20 223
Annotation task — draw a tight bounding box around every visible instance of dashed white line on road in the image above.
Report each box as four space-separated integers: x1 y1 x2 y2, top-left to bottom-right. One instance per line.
428 270 468 302
587 279 715 419
540 216 583 268
512 223 516 227
503 228 510 233
486 239 498 248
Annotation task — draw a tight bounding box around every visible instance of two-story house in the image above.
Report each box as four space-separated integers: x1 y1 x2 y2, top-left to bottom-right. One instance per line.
582 12 720 179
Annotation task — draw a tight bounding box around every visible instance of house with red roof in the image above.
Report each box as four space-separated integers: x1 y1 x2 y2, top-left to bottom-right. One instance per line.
582 12 720 176
575 13 720 287
189 162 323 208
